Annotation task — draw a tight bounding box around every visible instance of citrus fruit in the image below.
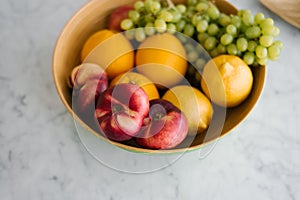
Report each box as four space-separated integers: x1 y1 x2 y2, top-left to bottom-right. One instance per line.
135 33 187 88
110 72 160 100
162 85 213 135
81 29 134 79
201 55 253 107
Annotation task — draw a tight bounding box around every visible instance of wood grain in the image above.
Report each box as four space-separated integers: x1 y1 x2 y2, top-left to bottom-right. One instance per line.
260 0 300 28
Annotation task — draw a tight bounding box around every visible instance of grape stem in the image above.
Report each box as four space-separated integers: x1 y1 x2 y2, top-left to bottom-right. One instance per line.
166 0 175 9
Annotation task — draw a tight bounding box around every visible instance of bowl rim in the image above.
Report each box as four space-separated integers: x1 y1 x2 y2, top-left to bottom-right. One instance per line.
52 0 266 154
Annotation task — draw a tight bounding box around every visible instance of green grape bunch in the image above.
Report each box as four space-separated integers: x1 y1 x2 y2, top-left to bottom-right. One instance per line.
119 0 283 66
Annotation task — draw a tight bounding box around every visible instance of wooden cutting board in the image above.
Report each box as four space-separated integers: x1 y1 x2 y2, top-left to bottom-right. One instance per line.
260 0 300 29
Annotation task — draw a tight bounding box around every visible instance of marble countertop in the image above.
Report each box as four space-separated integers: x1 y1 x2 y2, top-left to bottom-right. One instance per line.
1 0 299 199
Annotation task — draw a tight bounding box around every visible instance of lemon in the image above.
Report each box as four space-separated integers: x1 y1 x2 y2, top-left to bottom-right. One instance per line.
162 85 213 135
201 55 253 107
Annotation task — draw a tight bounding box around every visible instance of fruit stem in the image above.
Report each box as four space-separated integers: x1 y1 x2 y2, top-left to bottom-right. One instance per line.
129 80 136 85
166 0 175 9
112 104 124 113
153 112 164 121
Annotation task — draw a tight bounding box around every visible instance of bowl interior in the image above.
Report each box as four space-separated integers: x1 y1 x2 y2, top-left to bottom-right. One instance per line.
53 0 265 153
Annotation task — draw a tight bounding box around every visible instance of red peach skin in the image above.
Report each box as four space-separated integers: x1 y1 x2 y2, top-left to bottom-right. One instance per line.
70 63 108 124
136 99 188 149
95 83 149 141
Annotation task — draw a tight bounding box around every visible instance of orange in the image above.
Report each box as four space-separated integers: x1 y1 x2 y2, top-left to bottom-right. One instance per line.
110 72 160 100
81 29 134 79
135 33 187 88
162 85 213 135
201 55 253 107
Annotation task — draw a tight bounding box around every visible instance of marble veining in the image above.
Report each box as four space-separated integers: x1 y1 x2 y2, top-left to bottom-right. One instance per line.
0 0 299 199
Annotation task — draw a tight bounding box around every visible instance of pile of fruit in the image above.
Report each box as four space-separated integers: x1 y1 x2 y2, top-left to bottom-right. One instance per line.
69 0 283 150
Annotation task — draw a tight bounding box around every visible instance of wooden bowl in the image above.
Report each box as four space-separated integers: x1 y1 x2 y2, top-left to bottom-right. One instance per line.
53 0 266 154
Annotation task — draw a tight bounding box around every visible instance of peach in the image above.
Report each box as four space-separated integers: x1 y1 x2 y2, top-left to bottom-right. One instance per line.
136 99 188 149
70 63 108 124
95 83 149 141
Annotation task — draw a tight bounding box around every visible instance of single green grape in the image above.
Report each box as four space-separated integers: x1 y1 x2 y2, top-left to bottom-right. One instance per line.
176 20 186 32
192 14 202 26
243 52 255 65
129 10 140 22
184 23 195 37
247 40 258 52
217 43 227 54
256 56 268 65
227 44 238 55
218 13 231 27
202 14 211 23
273 40 284 49
210 48 219 57
255 12 265 24
268 45 281 60
259 35 274 47
196 2 209 13
220 33 233 45
176 4 187 14
145 22 156 35
242 12 254 26
143 14 155 25
207 6 220 20
236 37 248 52
185 7 196 19
134 1 144 11
150 1 161 14
226 24 237 35
197 32 209 44
159 10 173 22
144 0 153 12
124 29 135 40
171 10 182 23
245 26 261 39
242 9 252 16
154 19 167 33
120 19 133 30
196 20 208 33
135 28 146 42
208 23 219 36
231 15 241 28
260 18 274 27
255 45 268 58
262 25 275 35
167 23 177 34
204 36 217 51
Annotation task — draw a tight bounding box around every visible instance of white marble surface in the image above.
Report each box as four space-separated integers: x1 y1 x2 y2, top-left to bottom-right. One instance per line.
1 0 300 199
